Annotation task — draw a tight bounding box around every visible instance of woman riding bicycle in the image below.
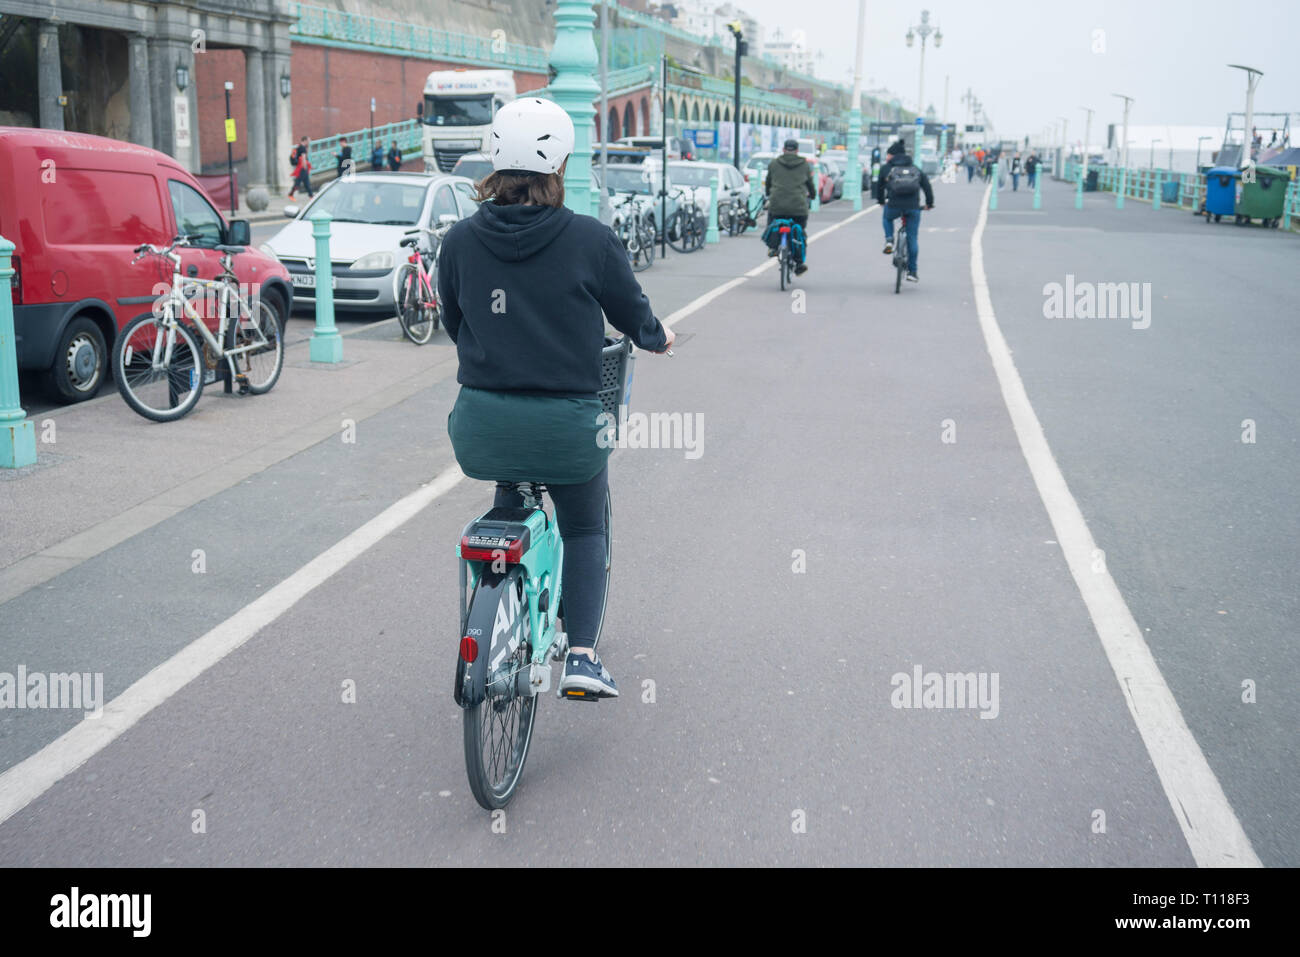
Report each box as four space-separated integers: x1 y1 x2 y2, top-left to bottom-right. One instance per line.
437 98 674 699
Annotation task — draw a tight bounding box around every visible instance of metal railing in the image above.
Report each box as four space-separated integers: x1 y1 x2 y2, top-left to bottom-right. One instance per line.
1064 161 1299 230
304 119 424 178
289 2 549 71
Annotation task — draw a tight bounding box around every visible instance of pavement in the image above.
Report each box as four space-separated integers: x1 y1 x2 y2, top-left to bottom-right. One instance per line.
0 175 1295 866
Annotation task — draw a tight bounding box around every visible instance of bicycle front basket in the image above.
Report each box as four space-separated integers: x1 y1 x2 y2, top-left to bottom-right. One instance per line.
598 336 634 438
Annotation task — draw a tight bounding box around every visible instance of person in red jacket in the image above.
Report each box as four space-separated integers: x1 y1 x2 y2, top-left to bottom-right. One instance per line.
288 137 313 199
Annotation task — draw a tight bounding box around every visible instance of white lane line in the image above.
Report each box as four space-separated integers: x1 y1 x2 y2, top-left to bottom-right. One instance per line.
970 182 1261 868
0 464 466 828
806 203 878 243
670 205 880 321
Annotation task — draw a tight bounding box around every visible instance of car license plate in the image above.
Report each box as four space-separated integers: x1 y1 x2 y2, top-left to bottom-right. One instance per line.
291 274 337 289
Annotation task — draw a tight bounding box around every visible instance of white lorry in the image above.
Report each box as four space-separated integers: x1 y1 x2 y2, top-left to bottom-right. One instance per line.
419 69 517 173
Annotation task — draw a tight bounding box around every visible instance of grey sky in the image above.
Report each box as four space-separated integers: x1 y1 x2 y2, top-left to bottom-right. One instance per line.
733 0 1299 142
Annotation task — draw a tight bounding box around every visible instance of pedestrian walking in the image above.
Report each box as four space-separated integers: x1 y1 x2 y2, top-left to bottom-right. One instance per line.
1025 153 1038 190
288 136 313 199
370 141 384 170
386 140 402 172
965 151 976 182
1010 152 1023 191
336 137 353 179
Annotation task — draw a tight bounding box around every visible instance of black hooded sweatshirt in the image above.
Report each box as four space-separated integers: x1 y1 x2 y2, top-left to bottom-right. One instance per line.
437 201 667 395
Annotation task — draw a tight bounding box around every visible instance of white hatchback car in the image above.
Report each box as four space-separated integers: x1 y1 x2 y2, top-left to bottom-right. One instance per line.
261 171 478 314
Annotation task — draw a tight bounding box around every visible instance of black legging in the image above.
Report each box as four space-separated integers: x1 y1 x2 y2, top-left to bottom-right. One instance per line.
494 464 608 649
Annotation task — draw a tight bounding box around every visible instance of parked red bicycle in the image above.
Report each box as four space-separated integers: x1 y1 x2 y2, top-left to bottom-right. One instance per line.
392 216 456 345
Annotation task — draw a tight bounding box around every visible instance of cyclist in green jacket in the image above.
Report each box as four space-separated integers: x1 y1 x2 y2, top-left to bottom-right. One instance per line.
764 138 816 274
437 98 674 699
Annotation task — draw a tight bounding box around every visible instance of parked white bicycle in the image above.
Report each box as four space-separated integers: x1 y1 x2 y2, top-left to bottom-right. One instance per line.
113 235 284 422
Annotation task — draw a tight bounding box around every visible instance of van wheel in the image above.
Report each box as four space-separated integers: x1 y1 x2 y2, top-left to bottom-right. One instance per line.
44 316 107 403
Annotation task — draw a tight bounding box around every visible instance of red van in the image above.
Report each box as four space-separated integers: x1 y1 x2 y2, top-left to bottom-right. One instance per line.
0 128 293 403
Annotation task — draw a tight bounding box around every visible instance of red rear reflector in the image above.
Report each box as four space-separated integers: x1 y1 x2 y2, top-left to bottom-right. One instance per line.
408 253 419 264
779 226 790 233
459 636 478 662
459 535 525 563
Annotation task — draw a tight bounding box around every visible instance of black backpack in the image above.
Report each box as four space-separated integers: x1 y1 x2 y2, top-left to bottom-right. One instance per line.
887 163 921 198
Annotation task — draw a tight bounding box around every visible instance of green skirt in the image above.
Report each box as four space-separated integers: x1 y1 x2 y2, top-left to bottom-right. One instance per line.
448 386 610 486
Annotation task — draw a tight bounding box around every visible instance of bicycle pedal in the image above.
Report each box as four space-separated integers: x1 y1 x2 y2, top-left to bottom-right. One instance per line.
558 688 600 703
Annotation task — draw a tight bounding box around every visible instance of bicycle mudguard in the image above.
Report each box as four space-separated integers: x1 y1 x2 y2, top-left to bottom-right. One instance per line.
454 565 528 710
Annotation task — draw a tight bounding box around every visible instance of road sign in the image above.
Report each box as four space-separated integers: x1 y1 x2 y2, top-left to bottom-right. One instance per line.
174 96 191 149
224 118 236 143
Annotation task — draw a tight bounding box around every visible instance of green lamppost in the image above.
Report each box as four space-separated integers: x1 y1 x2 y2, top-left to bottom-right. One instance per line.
845 0 866 210
550 0 600 217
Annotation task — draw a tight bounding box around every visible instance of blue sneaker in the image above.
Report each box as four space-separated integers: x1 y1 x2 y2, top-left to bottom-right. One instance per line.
560 651 619 700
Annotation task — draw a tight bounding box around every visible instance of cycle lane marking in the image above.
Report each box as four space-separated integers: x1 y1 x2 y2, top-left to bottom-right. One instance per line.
0 463 466 828
0 201 883 826
970 181 1261 868
673 204 880 308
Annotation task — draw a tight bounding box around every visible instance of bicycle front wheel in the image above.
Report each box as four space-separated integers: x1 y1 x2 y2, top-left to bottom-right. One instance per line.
234 298 284 393
113 313 204 422
463 569 538 810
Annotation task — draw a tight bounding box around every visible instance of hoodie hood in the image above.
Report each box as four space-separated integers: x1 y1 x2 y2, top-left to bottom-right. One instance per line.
467 201 575 262
888 152 914 166
776 152 807 169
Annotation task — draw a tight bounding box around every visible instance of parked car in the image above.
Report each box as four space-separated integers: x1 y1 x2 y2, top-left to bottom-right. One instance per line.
0 127 292 404
592 142 654 165
263 172 477 315
820 153 846 199
616 135 695 161
743 152 777 191
596 164 679 240
646 159 748 220
450 151 493 184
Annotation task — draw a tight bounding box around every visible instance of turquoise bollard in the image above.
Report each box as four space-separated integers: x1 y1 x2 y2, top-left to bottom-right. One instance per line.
705 175 720 244
0 235 36 468
309 212 343 364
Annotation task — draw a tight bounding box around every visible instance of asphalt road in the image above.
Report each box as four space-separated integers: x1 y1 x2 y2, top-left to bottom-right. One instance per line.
1 178 1294 865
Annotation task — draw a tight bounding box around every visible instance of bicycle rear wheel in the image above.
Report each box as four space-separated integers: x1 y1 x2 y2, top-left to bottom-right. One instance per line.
463 567 538 810
234 298 284 393
779 245 788 290
895 254 905 293
113 313 205 422
396 264 435 344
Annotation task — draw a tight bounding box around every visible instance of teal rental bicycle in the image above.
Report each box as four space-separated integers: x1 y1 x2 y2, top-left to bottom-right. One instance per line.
453 337 634 809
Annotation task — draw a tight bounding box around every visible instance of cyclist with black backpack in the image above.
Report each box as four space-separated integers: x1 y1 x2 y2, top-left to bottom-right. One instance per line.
875 139 934 283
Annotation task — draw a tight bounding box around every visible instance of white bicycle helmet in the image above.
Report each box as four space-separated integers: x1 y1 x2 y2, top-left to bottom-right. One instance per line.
489 97 575 174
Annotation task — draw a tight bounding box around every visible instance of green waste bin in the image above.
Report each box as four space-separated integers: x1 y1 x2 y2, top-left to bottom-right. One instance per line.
1237 166 1291 227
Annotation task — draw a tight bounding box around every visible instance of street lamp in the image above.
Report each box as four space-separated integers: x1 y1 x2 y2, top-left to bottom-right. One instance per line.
1227 64 1263 168
726 20 747 171
1079 106 1094 180
280 72 291 98
175 64 189 92
845 0 867 209
1057 115 1068 178
905 10 942 158
1196 134 1212 170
